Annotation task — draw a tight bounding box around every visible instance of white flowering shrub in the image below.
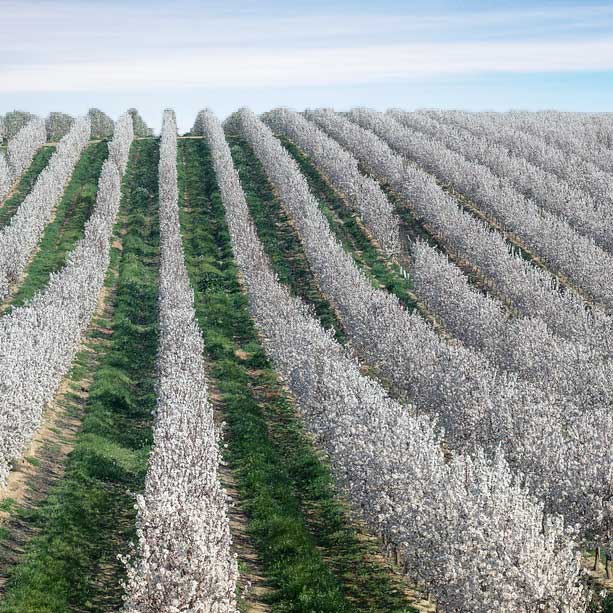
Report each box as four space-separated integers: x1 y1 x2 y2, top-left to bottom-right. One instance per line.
122 110 238 613
230 109 560 448
45 112 75 142
347 109 613 311
305 109 612 357
6 117 47 179
0 117 91 300
108 112 134 176
2 111 36 140
0 112 133 485
411 239 606 402
230 108 613 558
390 110 613 253
411 240 613 547
259 107 401 255
483 111 613 190
127 108 153 137
0 117 47 201
202 108 587 612
0 154 10 201
88 108 115 140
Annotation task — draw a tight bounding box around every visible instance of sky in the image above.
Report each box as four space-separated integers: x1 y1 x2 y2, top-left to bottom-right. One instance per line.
1 0 612 132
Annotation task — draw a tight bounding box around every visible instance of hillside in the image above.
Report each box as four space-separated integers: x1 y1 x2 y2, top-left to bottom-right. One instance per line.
0 107 611 612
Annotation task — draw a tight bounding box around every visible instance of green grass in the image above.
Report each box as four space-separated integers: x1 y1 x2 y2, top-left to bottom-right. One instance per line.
179 137 417 613
226 133 346 342
8 141 108 309
0 139 160 613
0 146 55 228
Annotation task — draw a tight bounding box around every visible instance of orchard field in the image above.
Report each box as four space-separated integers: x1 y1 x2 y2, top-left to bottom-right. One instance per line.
0 106 612 612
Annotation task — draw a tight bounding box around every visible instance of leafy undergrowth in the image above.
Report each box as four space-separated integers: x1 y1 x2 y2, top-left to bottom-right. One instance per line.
226 132 345 342
0 139 160 612
180 136 417 613
0 146 55 228
8 141 108 309
280 137 418 311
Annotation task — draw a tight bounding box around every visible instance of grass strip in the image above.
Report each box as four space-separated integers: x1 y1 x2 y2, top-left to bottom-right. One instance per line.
0 139 160 612
180 137 417 613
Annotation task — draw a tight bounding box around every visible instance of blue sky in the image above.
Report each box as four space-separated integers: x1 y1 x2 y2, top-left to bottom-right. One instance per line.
1 0 612 132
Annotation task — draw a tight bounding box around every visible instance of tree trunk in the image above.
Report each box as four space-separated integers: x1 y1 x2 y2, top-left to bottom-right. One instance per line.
606 554 611 580
594 546 601 571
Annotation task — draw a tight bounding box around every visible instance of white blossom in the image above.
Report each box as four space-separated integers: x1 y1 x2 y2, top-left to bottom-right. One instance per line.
227 108 550 452
260 107 401 255
389 110 613 254
475 111 613 197
0 154 10 203
347 108 613 311
122 110 238 613
0 117 47 201
306 108 612 356
0 112 134 484
0 117 91 299
411 240 613 548
201 108 586 613
228 108 613 564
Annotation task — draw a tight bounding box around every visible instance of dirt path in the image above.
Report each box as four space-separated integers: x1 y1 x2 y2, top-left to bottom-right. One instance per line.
583 552 613 595
203 397 273 613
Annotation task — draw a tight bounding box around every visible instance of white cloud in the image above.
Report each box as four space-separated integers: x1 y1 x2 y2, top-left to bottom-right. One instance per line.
2 38 613 93
1 1 612 93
